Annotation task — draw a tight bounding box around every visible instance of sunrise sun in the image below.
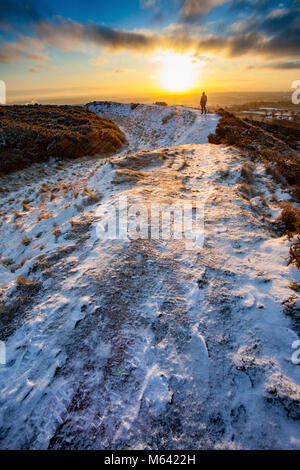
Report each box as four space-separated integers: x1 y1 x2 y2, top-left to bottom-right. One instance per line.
158 52 198 92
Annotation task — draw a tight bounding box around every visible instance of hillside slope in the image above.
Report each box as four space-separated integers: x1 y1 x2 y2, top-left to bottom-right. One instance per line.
0 105 126 175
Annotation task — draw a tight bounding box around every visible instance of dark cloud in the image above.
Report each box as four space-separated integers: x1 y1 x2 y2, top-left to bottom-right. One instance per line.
0 3 299 66
229 0 267 11
39 15 300 59
180 0 229 22
228 0 292 14
228 29 300 58
246 59 300 69
84 25 158 51
240 7 300 35
227 32 264 56
0 0 50 24
35 18 160 52
266 60 300 69
260 9 297 34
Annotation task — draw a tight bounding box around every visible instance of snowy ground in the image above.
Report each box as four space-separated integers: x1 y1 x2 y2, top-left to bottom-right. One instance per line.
0 103 299 449
86 102 218 150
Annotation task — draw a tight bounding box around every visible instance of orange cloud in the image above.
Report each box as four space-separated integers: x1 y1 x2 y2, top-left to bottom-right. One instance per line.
88 56 108 66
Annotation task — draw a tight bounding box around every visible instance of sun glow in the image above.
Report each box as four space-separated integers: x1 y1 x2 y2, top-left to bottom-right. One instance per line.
157 52 199 92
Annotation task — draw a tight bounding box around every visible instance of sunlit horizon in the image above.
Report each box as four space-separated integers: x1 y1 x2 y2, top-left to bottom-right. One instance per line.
1 0 298 105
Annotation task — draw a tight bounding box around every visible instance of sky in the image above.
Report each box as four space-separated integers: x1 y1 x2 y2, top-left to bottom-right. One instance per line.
0 0 299 104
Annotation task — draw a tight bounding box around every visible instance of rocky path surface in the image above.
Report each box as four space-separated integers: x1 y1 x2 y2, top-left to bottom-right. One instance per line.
0 105 299 449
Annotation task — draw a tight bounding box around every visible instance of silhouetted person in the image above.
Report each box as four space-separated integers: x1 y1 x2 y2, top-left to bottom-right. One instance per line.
200 91 207 114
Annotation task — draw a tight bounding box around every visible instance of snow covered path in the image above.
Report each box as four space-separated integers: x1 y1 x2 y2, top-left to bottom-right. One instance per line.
0 104 299 449
86 101 219 151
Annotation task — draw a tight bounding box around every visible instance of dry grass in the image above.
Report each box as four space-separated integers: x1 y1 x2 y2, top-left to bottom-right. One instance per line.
22 203 30 211
209 109 300 203
15 258 27 270
17 275 38 287
21 236 31 246
81 187 102 206
289 281 300 292
265 163 288 186
162 113 175 125
52 227 61 239
37 211 54 221
0 105 126 175
22 199 33 211
240 163 255 184
83 188 100 199
13 210 22 219
278 203 300 236
289 237 300 269
40 184 49 193
1 258 13 267
0 275 41 340
238 182 257 200
70 217 92 233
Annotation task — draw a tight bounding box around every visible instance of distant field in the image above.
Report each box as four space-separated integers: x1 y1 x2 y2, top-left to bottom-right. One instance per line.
228 102 300 133
7 90 293 108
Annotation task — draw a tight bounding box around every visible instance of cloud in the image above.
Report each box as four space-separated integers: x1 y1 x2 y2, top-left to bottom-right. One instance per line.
0 0 52 34
139 0 158 8
29 67 38 73
1 5 299 67
35 17 160 53
0 0 41 23
88 56 108 66
113 68 130 73
228 0 279 14
244 59 300 70
33 17 205 56
180 0 229 22
244 7 299 35
0 36 49 65
264 60 300 69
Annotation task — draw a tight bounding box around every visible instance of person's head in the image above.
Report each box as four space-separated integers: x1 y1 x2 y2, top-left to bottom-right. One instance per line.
202 91 206 95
